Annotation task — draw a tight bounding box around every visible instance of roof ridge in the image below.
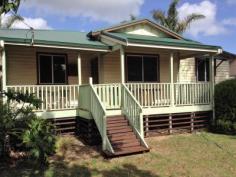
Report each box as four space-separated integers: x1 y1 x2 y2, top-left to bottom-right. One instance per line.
0 28 88 33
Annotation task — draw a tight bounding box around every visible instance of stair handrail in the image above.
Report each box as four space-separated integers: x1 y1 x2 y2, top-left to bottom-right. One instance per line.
89 83 114 153
121 83 149 148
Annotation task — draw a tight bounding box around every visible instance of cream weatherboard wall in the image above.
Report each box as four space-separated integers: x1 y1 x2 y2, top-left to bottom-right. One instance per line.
115 23 171 38
5 45 98 86
178 57 231 83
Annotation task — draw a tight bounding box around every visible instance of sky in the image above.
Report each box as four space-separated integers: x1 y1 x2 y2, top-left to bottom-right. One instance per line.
6 0 236 53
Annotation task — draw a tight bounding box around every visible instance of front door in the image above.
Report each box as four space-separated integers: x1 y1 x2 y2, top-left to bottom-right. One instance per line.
90 57 99 84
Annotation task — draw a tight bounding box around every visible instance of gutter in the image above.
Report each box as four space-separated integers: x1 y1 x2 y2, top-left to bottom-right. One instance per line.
4 42 111 52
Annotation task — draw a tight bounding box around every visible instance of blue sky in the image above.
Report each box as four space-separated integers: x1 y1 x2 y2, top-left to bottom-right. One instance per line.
12 0 236 53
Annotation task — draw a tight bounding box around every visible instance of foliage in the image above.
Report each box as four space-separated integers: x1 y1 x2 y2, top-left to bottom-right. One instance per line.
0 90 41 158
152 0 205 34
23 117 55 165
0 0 23 28
214 79 236 134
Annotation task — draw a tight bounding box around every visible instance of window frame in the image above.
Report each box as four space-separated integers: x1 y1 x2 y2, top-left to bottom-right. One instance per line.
125 53 160 83
37 52 68 85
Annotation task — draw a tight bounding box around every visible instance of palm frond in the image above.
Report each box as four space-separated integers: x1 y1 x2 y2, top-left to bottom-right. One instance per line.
176 13 205 34
167 0 179 19
152 10 167 26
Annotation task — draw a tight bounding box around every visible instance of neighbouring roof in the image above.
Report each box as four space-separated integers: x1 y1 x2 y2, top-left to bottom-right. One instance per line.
103 32 221 51
215 51 236 60
0 29 110 50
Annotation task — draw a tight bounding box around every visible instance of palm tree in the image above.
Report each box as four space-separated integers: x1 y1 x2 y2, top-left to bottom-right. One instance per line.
152 0 205 34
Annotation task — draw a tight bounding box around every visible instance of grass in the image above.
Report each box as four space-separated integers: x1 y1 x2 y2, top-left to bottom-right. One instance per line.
1 132 236 177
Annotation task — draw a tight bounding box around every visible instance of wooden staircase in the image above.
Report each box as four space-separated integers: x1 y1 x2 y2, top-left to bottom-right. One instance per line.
105 115 149 157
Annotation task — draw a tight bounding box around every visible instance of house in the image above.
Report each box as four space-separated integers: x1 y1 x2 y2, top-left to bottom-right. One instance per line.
0 19 224 156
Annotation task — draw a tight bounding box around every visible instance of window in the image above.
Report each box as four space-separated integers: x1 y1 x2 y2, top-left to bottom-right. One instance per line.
196 58 209 82
38 54 67 84
126 54 159 82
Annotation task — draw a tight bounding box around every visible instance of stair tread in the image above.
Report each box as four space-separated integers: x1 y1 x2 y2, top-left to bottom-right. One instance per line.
107 119 128 124
114 146 149 156
107 122 129 128
109 134 136 141
107 128 133 134
113 142 141 149
107 125 131 131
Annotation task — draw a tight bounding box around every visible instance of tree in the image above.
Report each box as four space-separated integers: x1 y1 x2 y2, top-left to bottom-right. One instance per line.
152 0 205 34
0 0 22 28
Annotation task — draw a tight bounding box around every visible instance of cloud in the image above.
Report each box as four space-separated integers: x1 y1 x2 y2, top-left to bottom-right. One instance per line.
178 1 227 37
2 15 52 29
22 0 144 23
223 18 236 26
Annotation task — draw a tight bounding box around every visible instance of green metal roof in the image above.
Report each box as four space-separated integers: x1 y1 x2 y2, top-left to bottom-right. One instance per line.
0 29 110 50
104 32 221 51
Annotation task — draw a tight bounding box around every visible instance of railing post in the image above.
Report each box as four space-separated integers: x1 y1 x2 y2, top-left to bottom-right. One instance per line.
89 77 93 85
170 52 175 107
140 112 144 138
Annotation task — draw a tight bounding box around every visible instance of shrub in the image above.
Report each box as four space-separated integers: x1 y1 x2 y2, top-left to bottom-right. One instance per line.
214 79 236 134
0 90 41 158
23 117 55 165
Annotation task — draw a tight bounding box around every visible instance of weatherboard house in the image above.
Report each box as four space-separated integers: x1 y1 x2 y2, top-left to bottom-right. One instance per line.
0 19 233 156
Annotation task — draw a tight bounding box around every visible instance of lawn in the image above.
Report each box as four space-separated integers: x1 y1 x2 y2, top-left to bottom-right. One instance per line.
1 132 236 177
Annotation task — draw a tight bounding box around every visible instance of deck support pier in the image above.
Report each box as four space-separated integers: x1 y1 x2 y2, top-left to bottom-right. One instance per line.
169 114 173 134
190 113 194 132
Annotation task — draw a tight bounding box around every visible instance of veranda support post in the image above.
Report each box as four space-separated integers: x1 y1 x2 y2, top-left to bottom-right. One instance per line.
120 46 125 83
170 52 175 107
209 55 215 121
1 40 7 104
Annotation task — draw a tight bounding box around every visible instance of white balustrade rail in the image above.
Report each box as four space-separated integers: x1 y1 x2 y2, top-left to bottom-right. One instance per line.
90 85 114 153
126 83 171 107
79 83 114 153
174 83 211 106
6 85 79 111
93 83 121 109
121 84 148 147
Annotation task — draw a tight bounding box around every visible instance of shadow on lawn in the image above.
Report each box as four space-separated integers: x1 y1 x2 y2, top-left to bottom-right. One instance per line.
0 159 159 177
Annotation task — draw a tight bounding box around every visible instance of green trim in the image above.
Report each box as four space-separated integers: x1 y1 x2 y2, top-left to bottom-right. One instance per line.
1 37 109 50
104 32 221 51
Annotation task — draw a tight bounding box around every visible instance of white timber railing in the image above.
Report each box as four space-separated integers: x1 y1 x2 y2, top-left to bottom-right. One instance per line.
79 84 114 153
93 83 122 109
6 85 79 111
121 84 148 148
174 82 211 106
126 82 211 108
126 83 171 107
